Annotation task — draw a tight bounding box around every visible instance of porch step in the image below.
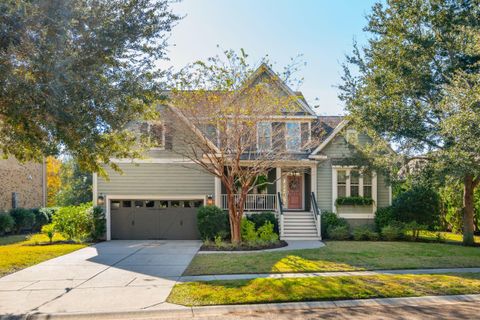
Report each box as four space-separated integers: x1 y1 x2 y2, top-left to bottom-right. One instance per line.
281 211 321 240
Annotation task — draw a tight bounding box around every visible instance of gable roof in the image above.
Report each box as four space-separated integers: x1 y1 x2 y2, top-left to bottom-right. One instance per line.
251 63 316 115
310 119 349 156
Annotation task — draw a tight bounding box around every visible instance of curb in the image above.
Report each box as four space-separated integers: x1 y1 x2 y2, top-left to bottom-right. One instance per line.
24 294 480 320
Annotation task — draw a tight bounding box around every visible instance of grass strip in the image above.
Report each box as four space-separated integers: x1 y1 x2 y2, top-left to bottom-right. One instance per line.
184 241 480 275
168 273 480 306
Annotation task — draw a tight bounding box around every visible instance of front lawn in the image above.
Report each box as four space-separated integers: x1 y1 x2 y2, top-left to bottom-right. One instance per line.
184 241 480 275
168 273 480 306
0 234 87 277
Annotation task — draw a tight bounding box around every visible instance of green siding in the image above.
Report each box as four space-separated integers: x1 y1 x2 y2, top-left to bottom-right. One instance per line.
316 132 391 213
98 163 215 196
377 173 391 208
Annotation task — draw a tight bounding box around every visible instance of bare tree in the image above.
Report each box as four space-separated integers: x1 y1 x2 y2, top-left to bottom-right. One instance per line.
162 50 322 243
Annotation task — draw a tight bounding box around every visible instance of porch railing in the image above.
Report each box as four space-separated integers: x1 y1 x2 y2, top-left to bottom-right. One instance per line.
311 192 322 238
220 194 277 211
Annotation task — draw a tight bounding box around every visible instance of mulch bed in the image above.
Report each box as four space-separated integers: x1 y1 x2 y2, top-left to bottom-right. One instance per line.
200 240 288 251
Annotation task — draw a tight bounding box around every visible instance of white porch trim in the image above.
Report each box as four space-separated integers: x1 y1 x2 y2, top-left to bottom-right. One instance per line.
92 173 98 205
214 177 222 207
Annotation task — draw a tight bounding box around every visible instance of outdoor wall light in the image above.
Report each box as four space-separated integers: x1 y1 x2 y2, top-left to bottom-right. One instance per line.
97 195 105 206
206 195 214 205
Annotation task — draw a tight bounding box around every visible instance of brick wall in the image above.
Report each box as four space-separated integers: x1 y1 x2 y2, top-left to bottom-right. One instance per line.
0 158 45 212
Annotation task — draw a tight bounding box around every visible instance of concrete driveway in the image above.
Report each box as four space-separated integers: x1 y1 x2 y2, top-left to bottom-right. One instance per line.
0 240 201 316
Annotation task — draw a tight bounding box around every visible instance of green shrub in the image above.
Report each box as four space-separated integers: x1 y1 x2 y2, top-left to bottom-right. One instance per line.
241 218 258 245
381 222 405 241
197 205 229 241
392 186 441 229
39 207 57 222
328 225 351 240
52 203 92 241
0 213 15 235
9 208 35 233
352 225 379 241
247 212 278 233
321 212 349 238
90 206 106 241
31 208 49 231
41 224 56 243
335 196 374 206
257 221 279 244
374 206 396 232
404 221 428 241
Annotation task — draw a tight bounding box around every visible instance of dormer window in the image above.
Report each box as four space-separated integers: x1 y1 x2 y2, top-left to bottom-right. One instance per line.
257 122 272 151
140 121 164 149
286 122 301 152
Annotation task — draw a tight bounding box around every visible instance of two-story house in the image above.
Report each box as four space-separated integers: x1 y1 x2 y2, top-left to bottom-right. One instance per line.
94 64 391 241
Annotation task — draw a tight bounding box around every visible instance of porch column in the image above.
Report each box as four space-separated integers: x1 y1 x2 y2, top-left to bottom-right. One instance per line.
214 176 222 207
311 164 317 196
276 167 282 196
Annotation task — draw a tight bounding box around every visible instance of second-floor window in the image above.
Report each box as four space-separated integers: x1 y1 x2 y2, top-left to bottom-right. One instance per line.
257 122 272 151
286 122 301 151
140 121 164 149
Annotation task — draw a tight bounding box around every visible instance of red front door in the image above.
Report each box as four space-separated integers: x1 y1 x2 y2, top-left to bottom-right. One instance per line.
287 175 303 209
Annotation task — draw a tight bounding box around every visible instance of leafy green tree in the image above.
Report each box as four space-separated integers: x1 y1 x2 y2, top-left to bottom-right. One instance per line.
340 0 480 245
55 159 92 206
0 0 180 175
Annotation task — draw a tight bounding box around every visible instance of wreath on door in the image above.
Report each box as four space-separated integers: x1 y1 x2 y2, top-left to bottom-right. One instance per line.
289 179 298 190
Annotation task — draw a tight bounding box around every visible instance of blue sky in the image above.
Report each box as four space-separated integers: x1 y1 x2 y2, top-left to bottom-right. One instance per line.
162 0 379 115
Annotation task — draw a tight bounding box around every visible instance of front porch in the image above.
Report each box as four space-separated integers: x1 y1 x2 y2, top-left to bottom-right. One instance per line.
216 165 317 212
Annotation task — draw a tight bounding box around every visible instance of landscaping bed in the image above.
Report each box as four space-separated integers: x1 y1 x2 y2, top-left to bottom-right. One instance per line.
168 272 480 306
184 241 480 276
200 240 287 251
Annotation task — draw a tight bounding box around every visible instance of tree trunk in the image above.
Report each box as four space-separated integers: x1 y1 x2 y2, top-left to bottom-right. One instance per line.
227 193 243 244
463 175 475 246
230 214 242 244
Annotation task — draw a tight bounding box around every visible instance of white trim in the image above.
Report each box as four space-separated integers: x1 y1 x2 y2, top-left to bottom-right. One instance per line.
338 213 375 219
92 173 98 205
276 167 282 197
332 167 377 215
388 185 392 206
331 167 337 213
309 155 328 160
310 120 349 156
372 171 378 213
359 174 364 197
214 177 221 207
311 164 317 197
105 194 207 241
345 169 351 197
110 158 195 164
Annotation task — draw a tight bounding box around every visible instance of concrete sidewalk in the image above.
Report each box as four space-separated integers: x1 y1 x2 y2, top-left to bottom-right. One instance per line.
178 267 480 282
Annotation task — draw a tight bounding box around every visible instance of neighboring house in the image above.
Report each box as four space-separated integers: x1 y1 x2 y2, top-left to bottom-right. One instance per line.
0 157 47 212
95 64 391 241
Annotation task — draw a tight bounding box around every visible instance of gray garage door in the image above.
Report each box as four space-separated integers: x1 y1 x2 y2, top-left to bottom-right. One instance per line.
110 199 202 240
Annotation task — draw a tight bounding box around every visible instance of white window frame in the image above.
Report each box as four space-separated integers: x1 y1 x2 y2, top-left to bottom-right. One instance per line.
256 121 272 151
145 121 165 150
285 122 301 152
331 166 377 215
